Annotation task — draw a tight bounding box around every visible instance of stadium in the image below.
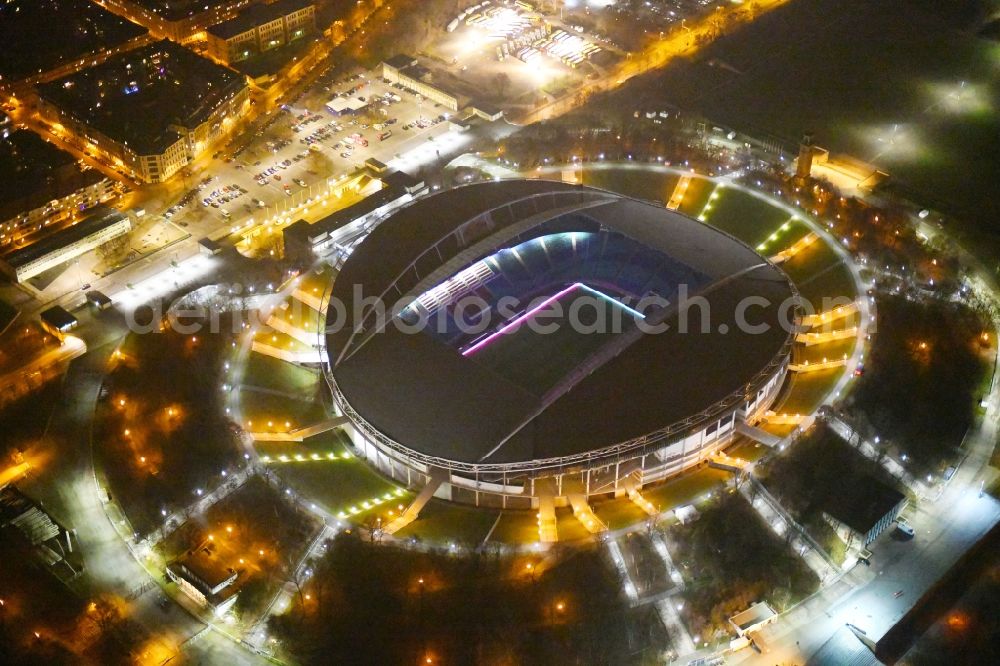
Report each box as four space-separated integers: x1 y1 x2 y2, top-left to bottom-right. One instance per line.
322 180 798 511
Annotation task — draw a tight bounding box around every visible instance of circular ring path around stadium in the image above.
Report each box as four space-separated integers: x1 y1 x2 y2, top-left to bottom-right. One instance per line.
243 164 870 544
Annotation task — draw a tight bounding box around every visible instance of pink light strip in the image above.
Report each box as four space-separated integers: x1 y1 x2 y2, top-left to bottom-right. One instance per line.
461 282 582 357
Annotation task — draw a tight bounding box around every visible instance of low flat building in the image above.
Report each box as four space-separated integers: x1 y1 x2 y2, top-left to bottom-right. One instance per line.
822 474 907 547
35 41 250 183
39 305 79 338
206 0 316 64
324 96 368 116
381 55 461 112
381 55 507 120
0 114 119 254
729 601 778 638
283 170 424 260
166 544 241 616
0 207 131 283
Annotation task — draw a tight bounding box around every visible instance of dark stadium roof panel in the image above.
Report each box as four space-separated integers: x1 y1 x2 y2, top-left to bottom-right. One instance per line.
327 180 796 466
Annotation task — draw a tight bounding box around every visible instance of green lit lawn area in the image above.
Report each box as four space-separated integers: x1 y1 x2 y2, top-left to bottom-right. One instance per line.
797 262 857 307
395 499 500 546
781 241 857 308
239 389 328 430
701 187 793 248
274 455 411 521
243 353 320 394
254 429 353 460
675 177 716 217
296 265 335 298
253 327 314 354
592 496 651 531
582 168 680 204
269 297 323 332
641 467 731 512
797 337 857 365
488 510 540 544
726 438 771 464
555 507 592 542
777 370 844 415
755 219 811 257
759 422 797 438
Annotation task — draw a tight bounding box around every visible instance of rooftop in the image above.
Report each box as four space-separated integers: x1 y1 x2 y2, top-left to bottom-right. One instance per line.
383 54 418 70
0 114 105 219
822 474 906 535
130 0 244 23
1 207 129 269
38 41 247 155
0 0 148 81
39 305 78 331
208 0 314 39
730 601 777 633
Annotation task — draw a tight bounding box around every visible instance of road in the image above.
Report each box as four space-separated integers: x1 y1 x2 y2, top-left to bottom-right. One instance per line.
517 0 794 125
14 302 270 664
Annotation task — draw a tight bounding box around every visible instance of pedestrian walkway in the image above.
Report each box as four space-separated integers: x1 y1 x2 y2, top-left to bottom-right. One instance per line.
383 468 447 534
740 476 840 583
666 174 692 210
248 417 348 442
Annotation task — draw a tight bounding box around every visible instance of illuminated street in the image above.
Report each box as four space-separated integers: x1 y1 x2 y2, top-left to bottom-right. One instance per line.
4 1 1000 664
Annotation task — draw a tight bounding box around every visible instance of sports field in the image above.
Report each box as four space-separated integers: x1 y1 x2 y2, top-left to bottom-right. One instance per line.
467 282 642 391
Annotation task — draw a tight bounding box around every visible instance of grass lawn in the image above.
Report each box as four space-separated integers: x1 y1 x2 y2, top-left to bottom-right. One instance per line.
701 187 793 248
592 495 653 531
239 390 329 431
581 167 680 204
395 499 500 546
295 265 336 298
488 510 541 544
268 297 324 333
253 327 315 354
242 353 321 394
555 507 593 543
641 467 731 513
777 369 844 415
756 219 812 256
797 337 857 366
795 260 857 307
255 429 353 460
273 455 411 522
675 176 716 217
725 438 771 464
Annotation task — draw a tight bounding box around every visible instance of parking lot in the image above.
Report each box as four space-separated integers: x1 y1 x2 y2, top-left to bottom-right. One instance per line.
160 71 472 242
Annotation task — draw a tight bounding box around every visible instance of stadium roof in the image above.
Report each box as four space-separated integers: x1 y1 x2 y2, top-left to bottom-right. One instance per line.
328 181 796 465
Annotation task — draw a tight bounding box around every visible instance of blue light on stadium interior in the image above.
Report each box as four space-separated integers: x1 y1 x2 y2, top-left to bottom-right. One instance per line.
575 283 646 319
461 282 644 357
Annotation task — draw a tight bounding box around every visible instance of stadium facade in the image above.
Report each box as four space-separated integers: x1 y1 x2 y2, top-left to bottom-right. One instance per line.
322 180 798 508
